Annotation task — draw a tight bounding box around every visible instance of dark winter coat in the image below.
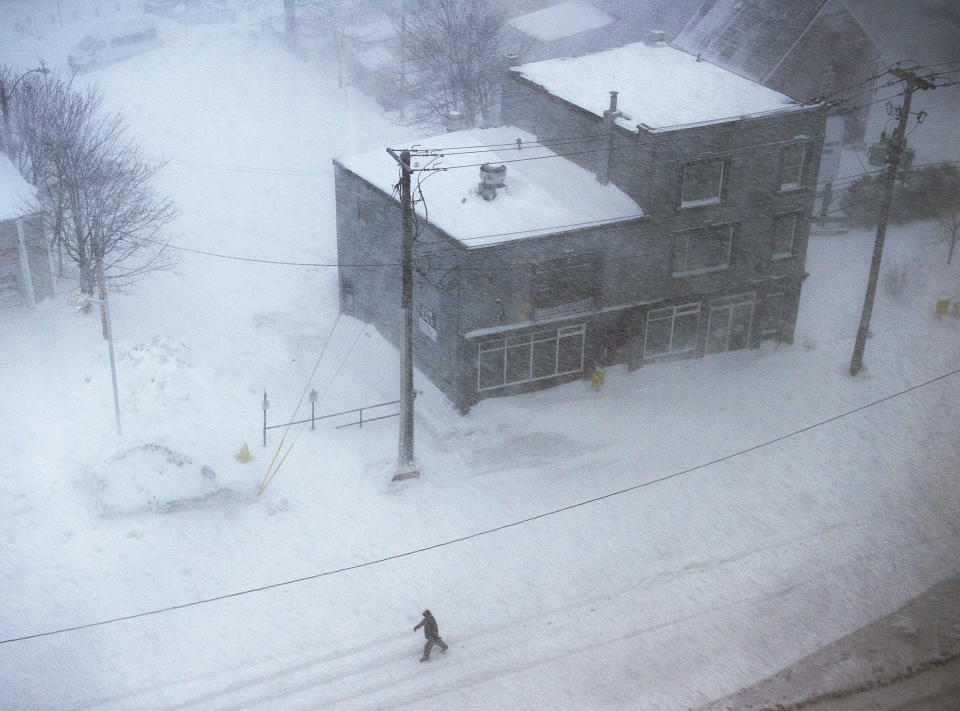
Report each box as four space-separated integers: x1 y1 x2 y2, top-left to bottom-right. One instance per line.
414 613 440 639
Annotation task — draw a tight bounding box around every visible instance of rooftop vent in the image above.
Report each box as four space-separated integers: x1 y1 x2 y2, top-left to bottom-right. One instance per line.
479 163 507 201
643 29 667 46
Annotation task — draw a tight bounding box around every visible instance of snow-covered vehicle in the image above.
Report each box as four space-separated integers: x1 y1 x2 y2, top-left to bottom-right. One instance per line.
68 18 162 73
144 0 236 25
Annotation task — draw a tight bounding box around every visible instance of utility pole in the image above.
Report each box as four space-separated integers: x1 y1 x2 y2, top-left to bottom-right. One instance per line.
387 147 418 479
399 0 406 119
849 65 935 376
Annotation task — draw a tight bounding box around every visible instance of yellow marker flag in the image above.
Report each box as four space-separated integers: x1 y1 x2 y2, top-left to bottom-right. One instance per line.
235 443 253 463
936 298 951 318
591 369 605 389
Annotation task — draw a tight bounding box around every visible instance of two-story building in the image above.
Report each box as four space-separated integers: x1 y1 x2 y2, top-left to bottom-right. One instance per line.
335 40 825 412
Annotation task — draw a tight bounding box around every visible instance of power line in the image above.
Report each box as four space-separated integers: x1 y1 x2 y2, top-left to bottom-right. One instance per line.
160 155 960 268
138 237 399 268
2 366 956 646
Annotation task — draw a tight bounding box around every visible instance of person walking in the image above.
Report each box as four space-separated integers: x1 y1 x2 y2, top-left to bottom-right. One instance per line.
413 609 448 661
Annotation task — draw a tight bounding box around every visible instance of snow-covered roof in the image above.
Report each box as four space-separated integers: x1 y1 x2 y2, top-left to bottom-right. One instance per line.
674 0 827 83
508 0 614 43
0 152 37 222
513 41 808 131
81 16 159 40
336 127 642 248
355 46 395 72
342 14 397 44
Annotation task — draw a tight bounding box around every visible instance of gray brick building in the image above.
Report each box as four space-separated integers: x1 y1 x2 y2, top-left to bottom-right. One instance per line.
335 40 826 412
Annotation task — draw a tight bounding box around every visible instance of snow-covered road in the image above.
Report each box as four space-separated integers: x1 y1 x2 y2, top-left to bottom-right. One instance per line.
2 10 959 710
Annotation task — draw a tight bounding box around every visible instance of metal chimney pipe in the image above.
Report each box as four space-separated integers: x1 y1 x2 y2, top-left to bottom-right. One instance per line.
597 91 621 184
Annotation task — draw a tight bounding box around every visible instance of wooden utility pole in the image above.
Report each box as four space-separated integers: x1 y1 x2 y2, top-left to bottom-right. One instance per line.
849 66 935 376
387 148 418 479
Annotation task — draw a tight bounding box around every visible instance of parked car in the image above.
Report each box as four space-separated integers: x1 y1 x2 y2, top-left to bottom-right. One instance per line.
144 0 236 24
68 17 162 72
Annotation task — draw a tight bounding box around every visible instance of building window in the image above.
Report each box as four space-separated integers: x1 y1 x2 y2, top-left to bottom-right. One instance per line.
477 324 585 391
418 305 437 342
672 223 734 275
779 144 807 191
680 159 725 207
644 303 701 359
532 256 597 319
760 291 785 339
771 212 802 259
706 292 755 354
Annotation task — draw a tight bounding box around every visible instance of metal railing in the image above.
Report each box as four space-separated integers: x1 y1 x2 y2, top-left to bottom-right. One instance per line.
262 398 400 445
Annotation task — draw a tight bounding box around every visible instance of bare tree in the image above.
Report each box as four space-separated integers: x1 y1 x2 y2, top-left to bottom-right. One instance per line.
7 69 176 294
299 0 356 87
393 0 507 129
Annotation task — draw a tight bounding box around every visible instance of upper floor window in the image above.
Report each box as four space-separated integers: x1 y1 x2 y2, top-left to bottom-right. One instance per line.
779 144 807 191
531 255 598 319
672 223 734 275
681 159 725 208
771 212 802 258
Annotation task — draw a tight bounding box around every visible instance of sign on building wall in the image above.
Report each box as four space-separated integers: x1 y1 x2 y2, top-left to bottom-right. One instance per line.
419 305 437 342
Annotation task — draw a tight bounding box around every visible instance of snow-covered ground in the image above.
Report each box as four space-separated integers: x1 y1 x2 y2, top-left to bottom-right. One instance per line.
2 10 959 711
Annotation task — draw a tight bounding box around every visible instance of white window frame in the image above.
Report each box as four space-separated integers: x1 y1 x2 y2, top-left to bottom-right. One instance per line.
672 223 734 276
771 212 801 259
760 291 786 338
477 323 585 392
680 159 725 208
643 302 701 359
778 144 807 192
707 292 756 354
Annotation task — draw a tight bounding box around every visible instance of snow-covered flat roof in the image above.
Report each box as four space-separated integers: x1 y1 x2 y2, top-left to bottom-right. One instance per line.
508 0 614 43
514 42 808 131
0 152 37 222
336 127 643 248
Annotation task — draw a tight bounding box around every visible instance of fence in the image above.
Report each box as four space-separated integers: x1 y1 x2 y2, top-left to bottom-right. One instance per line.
262 397 400 446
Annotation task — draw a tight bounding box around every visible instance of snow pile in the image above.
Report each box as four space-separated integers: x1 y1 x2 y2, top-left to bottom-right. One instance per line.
337 126 643 246
508 0 614 43
120 335 199 414
92 443 247 516
514 41 807 130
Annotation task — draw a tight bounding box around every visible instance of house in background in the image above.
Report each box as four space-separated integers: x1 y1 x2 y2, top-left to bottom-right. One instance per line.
503 0 705 64
503 0 617 63
0 153 54 310
674 0 881 147
335 41 825 412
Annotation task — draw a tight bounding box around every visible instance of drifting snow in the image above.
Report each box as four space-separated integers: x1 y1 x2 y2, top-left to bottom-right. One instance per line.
1 8 959 711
